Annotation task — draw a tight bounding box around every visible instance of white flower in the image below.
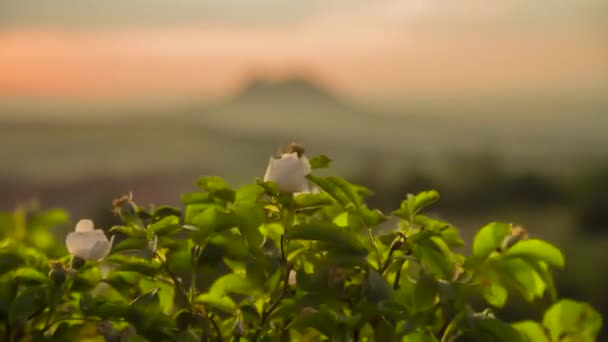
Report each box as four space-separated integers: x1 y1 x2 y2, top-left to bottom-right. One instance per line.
66 219 114 261
263 152 311 193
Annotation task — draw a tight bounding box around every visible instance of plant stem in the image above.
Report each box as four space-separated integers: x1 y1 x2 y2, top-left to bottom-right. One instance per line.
155 252 191 309
210 315 223 342
253 262 292 341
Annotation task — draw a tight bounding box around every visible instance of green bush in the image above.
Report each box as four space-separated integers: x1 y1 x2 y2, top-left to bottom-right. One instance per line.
0 151 602 341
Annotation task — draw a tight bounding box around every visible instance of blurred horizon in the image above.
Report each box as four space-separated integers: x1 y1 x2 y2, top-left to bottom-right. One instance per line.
1 0 607 114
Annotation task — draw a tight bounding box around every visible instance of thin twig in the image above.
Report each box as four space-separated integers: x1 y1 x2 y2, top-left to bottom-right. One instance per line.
253 262 292 341
209 315 224 342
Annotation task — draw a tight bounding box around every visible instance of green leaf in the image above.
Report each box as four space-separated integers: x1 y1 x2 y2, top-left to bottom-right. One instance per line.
287 221 367 255
481 271 508 308
542 299 602 342
472 222 511 259
402 332 439 342
512 321 549 342
413 238 454 279
151 206 181 220
294 192 336 210
140 278 174 315
235 184 265 203
148 215 181 235
109 225 146 238
191 207 238 235
197 176 235 201
410 190 440 215
309 154 332 169
28 209 69 229
367 269 393 302
393 191 440 219
15 267 49 285
112 237 148 253
232 202 265 248
288 309 338 337
413 274 438 312
471 315 523 342
504 239 565 268
195 293 237 313
307 175 352 208
181 192 213 205
10 285 47 325
104 271 143 289
492 258 545 301
208 273 259 296
108 255 162 276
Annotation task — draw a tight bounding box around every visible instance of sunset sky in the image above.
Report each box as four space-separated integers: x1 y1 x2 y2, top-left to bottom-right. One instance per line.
1 0 607 106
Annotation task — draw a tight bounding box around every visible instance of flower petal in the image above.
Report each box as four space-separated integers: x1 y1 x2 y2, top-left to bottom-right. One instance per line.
75 219 95 232
66 232 95 259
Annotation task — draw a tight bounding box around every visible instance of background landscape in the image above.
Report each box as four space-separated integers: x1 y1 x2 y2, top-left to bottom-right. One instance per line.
1 0 607 336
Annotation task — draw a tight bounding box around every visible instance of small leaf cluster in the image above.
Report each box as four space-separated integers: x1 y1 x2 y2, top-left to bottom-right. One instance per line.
0 153 602 341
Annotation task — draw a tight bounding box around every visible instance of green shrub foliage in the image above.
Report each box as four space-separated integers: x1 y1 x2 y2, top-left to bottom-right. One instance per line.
0 152 602 341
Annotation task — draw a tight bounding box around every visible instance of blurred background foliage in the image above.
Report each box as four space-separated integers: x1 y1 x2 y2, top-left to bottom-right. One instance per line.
1 0 607 338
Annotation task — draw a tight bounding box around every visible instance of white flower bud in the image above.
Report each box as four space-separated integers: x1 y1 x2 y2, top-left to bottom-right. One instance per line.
263 152 311 193
66 219 114 261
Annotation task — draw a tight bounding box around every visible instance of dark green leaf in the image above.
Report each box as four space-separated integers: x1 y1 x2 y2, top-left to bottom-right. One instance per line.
413 274 438 312
287 221 367 255
471 315 523 342
10 286 47 325
367 269 393 302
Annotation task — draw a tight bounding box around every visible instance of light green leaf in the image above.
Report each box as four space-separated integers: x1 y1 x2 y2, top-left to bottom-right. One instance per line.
504 239 565 268
234 184 265 203
403 331 438 342
191 207 238 235
195 293 237 313
309 154 332 169
209 273 259 296
543 299 602 342
15 267 49 285
196 176 235 201
512 321 549 342
109 225 146 238
492 258 545 301
149 215 181 235
472 222 511 259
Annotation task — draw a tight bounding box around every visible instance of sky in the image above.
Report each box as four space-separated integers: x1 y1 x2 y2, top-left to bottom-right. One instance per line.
0 0 607 106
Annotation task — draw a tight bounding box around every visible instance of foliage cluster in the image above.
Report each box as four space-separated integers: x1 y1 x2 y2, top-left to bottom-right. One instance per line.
0 152 602 341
